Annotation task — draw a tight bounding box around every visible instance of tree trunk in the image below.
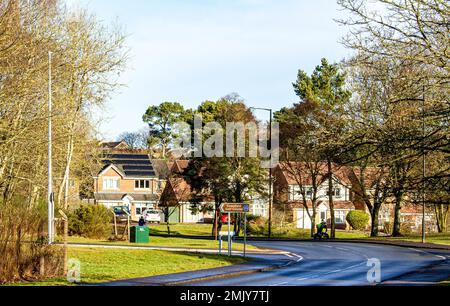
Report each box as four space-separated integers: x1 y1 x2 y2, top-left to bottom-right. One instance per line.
327 159 336 238
58 136 74 208
164 207 171 236
392 193 403 237
212 201 222 238
310 210 317 238
435 205 449 233
370 204 381 238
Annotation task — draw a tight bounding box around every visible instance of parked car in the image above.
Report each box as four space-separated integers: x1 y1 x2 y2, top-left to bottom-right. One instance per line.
144 210 162 224
113 206 130 222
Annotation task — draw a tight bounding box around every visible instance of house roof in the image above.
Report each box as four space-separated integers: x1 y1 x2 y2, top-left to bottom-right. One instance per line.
347 166 386 189
171 160 190 173
100 153 157 179
276 162 353 186
95 193 159 202
151 159 171 179
101 141 130 150
160 160 216 204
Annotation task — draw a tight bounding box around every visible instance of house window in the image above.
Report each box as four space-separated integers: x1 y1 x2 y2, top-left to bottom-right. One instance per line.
135 180 150 190
103 178 120 190
335 210 348 224
289 186 312 201
320 211 327 221
327 188 342 198
306 187 313 199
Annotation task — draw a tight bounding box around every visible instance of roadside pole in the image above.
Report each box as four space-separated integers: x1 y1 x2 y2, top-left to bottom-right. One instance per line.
227 213 231 257
244 212 247 258
47 51 54 245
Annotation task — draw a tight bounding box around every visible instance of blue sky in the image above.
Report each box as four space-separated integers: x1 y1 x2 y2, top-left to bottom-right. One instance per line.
67 0 351 140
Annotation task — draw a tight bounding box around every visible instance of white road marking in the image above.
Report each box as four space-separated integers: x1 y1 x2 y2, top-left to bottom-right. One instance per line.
270 282 288 286
336 247 350 251
293 254 304 262
409 248 428 254
408 248 448 260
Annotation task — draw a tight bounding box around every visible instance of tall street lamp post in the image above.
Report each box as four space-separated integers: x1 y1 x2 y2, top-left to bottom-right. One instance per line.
48 51 54 245
421 86 426 244
250 107 273 239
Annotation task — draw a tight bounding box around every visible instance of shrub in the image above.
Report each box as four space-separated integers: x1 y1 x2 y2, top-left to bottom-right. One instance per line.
400 222 415 235
0 199 64 284
69 205 112 239
383 221 392 234
247 222 268 236
246 214 266 226
346 210 370 231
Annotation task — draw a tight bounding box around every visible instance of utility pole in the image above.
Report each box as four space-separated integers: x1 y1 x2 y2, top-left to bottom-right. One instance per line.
268 109 273 239
422 85 426 244
250 107 273 239
48 51 54 245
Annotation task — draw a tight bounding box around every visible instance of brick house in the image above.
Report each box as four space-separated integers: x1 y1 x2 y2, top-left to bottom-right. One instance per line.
94 153 166 221
273 162 437 232
159 160 215 224
273 162 363 230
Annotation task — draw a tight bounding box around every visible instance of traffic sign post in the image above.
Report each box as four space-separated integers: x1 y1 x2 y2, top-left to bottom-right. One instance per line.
219 203 250 257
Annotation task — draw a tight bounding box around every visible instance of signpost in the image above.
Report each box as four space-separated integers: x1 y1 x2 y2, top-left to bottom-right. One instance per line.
219 203 250 257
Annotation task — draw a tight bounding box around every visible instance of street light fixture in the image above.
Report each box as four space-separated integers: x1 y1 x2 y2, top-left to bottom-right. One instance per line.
250 107 273 239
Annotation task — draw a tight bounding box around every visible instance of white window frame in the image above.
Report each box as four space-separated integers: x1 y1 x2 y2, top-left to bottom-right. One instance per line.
327 187 342 199
103 177 120 191
335 209 349 225
135 180 151 190
290 185 313 201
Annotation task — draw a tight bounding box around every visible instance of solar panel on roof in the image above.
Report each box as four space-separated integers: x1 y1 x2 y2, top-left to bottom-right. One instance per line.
101 153 157 177
124 171 156 177
105 160 152 165
123 165 154 170
107 154 150 160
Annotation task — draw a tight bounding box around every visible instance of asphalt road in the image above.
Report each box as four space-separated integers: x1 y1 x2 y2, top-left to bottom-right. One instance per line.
188 241 450 286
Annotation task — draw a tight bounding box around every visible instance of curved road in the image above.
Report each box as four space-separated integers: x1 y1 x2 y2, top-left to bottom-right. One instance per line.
188 241 450 286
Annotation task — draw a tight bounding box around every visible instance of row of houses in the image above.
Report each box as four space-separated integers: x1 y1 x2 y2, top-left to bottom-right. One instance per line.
87 142 433 232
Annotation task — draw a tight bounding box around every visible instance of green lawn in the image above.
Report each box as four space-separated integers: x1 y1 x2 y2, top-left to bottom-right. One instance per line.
376 233 450 246
149 223 370 239
14 247 247 286
149 224 215 236
147 223 450 246
64 235 259 251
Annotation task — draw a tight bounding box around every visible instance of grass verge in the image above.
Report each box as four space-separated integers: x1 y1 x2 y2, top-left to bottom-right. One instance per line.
64 236 259 251
148 224 450 246
149 224 370 239
378 233 450 246
13 247 247 286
